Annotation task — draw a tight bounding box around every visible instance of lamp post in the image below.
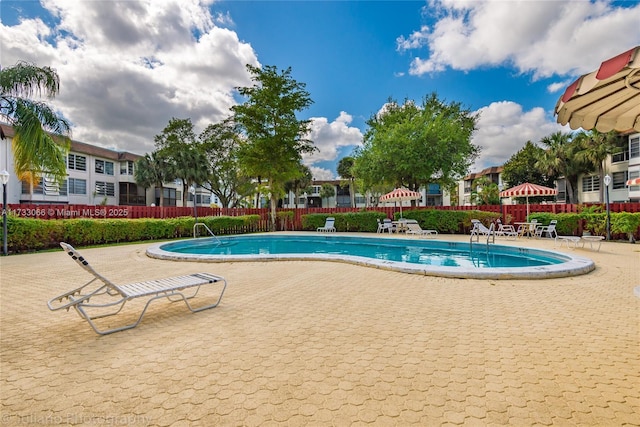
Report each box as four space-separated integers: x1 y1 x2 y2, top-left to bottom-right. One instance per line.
189 185 198 224
604 174 611 241
1 170 10 256
498 183 504 223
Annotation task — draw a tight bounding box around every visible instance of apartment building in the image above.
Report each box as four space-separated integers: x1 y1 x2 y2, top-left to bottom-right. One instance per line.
460 132 640 205
1 124 146 206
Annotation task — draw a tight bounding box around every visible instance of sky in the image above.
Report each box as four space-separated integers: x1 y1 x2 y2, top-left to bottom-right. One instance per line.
1 0 640 181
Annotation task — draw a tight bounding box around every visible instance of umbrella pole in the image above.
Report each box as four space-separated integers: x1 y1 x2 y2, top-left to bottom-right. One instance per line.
526 195 530 220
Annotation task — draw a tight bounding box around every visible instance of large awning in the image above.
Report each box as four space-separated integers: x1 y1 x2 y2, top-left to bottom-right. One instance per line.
555 46 640 132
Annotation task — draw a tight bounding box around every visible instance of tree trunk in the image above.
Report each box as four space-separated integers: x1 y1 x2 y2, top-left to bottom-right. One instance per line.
270 196 277 231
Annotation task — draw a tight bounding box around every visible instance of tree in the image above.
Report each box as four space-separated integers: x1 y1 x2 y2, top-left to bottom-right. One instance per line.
353 94 478 202
232 64 315 230
153 118 207 205
319 183 335 207
0 61 71 184
135 151 173 207
337 156 356 207
199 118 253 208
537 132 590 204
284 163 313 208
574 130 624 202
501 141 555 189
471 176 499 205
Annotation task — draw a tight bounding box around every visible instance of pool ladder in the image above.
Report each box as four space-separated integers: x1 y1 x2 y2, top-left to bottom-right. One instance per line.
193 222 222 244
470 222 495 246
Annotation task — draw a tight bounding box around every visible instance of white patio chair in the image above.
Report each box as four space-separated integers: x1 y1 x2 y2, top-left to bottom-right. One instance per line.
535 220 558 238
317 217 336 232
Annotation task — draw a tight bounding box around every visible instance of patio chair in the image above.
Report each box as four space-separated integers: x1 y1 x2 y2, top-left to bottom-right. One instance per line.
535 220 558 239
405 220 438 237
317 217 336 232
377 218 393 234
48 242 227 335
495 219 518 240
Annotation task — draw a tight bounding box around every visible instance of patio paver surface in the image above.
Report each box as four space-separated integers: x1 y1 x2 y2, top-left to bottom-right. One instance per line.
1 233 639 426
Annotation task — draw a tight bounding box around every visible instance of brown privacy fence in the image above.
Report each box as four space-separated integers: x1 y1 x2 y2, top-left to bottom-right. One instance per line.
4 202 640 230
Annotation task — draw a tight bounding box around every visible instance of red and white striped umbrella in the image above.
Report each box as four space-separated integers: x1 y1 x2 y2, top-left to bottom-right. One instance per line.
380 188 421 218
555 46 640 132
499 183 557 219
627 177 640 186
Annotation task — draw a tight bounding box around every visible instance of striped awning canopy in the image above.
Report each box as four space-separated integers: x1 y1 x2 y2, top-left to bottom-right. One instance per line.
379 188 421 203
555 46 640 132
627 177 640 186
499 182 557 198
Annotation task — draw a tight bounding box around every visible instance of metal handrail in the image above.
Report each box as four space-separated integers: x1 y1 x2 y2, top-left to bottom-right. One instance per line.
193 222 222 244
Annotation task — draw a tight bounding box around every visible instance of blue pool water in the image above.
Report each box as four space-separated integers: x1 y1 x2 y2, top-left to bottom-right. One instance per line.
148 234 595 279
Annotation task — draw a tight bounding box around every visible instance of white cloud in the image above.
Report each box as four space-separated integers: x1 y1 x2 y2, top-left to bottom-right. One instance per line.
470 101 564 171
403 0 640 79
303 112 363 165
309 167 335 181
1 0 259 155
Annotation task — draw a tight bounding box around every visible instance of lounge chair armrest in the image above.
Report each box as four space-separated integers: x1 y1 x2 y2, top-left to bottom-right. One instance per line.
47 283 110 311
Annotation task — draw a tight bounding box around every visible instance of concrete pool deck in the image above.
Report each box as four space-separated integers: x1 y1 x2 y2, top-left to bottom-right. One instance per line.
1 233 639 426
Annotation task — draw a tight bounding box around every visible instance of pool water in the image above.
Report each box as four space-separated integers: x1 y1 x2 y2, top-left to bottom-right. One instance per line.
158 234 566 269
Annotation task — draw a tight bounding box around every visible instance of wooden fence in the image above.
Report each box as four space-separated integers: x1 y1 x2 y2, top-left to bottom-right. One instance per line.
4 202 639 232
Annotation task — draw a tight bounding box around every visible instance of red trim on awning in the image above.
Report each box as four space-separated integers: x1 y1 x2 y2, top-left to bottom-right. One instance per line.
595 47 635 80
561 78 581 103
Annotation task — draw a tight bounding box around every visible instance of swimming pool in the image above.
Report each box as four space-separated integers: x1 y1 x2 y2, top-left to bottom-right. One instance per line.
147 233 595 279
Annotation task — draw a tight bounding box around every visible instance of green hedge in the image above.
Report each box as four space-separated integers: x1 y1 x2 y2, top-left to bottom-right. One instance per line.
529 211 640 239
301 211 387 232
1 215 260 253
3 210 639 254
301 209 501 234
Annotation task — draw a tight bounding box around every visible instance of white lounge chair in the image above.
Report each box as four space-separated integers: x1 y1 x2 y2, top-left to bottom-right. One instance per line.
495 219 518 240
535 220 558 238
48 242 227 335
470 219 491 236
405 220 438 237
317 217 336 232
555 235 604 251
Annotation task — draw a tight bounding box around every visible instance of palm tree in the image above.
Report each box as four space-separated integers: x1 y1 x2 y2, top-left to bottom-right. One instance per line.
537 132 589 204
574 130 623 202
135 151 173 207
284 164 313 208
0 61 71 183
167 145 210 206
337 156 356 207
319 183 335 208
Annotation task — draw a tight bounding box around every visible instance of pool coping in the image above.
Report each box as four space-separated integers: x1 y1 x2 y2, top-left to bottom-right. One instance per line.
146 233 596 280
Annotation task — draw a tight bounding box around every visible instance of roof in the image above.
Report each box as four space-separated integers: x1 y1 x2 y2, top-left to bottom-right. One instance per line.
464 166 504 181
0 122 143 161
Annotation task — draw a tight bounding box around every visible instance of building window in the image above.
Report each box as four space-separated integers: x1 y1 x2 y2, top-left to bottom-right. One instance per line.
59 180 68 196
68 154 86 171
464 182 472 194
631 136 640 159
95 159 114 175
95 181 115 196
581 175 600 192
612 171 628 190
68 178 87 195
155 187 177 206
629 170 640 191
120 160 134 175
611 148 629 163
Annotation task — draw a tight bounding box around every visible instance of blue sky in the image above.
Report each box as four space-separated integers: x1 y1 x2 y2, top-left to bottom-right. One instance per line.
1 0 640 180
